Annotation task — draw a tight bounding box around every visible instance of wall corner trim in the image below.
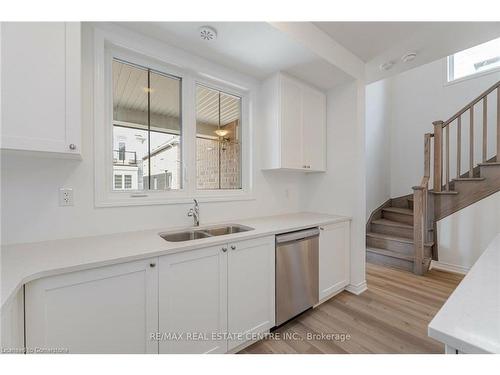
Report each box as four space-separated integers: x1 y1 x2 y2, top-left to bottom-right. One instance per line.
430 260 469 275
345 281 368 295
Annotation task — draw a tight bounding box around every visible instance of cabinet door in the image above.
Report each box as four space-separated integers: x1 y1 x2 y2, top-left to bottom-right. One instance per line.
25 258 159 354
227 236 275 351
0 22 81 156
319 221 350 301
159 246 227 354
302 85 326 171
280 75 303 169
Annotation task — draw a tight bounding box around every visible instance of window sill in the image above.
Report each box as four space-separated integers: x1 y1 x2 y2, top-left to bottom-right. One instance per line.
95 191 255 208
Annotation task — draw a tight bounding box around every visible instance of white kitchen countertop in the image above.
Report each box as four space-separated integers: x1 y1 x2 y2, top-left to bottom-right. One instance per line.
1 212 350 311
428 233 500 353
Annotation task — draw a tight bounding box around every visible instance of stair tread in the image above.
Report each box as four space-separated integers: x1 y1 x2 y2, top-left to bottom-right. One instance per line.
367 231 414 244
382 207 413 215
478 162 500 166
430 190 459 195
372 219 413 229
366 247 415 261
452 177 486 181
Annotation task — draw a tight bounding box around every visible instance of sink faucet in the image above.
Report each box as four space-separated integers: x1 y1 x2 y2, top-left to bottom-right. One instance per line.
187 199 200 226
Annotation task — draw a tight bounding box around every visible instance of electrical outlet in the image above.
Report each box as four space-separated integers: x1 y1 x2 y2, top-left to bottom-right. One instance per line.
59 188 74 206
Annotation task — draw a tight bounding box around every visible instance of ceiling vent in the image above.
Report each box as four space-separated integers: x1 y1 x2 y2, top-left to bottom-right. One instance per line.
199 26 217 41
402 52 417 63
380 61 394 71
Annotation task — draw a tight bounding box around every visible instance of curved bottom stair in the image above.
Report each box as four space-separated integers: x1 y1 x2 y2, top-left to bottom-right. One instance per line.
366 198 433 274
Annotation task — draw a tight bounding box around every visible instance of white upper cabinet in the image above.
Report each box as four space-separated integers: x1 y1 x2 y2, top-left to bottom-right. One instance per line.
0 22 81 157
262 72 326 172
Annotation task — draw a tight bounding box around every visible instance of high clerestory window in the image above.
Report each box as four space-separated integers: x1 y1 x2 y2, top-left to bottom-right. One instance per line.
447 37 500 83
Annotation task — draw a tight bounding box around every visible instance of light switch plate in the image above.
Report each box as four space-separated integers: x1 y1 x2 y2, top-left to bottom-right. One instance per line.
59 188 74 206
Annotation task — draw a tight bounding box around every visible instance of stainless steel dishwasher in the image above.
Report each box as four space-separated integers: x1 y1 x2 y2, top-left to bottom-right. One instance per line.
275 227 319 326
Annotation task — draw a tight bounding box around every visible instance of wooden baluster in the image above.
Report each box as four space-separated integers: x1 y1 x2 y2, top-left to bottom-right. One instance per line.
446 125 450 190
497 87 500 161
433 121 444 192
470 107 474 177
483 97 487 162
457 116 461 178
424 133 431 178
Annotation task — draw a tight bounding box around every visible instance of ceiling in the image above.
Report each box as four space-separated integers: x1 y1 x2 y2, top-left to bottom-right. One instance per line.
116 22 352 90
314 22 500 82
116 22 500 86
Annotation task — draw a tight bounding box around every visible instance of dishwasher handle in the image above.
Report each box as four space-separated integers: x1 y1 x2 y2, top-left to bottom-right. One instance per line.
276 228 320 244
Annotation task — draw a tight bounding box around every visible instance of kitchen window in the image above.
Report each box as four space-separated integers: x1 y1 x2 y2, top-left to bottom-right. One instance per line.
447 37 500 83
196 84 242 190
94 36 252 207
112 59 182 191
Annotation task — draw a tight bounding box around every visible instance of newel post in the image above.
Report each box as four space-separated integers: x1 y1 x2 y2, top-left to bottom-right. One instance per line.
412 186 425 276
433 121 444 192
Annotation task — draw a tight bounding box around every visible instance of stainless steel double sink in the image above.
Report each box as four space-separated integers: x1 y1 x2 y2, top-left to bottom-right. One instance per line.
159 224 254 242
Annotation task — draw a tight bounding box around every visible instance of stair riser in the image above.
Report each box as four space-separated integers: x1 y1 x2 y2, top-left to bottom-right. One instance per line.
367 236 432 258
382 211 413 225
367 236 414 256
366 251 414 272
371 223 413 239
480 165 500 179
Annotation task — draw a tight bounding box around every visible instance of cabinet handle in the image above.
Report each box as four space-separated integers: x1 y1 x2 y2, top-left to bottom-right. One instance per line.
149 263 156 268
303 165 307 169
222 247 228 252
230 245 236 250
69 144 77 150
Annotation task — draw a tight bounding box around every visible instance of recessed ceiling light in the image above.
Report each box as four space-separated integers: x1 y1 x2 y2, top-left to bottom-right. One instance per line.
199 26 217 41
380 61 395 71
402 52 417 63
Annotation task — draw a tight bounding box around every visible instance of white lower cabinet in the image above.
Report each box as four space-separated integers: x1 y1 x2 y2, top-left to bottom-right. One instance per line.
319 221 350 301
24 235 276 354
25 258 159 354
158 245 228 354
227 237 275 351
158 236 275 353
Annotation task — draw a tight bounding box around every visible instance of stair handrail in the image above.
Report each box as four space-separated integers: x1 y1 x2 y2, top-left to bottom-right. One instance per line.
444 80 500 127
413 79 500 275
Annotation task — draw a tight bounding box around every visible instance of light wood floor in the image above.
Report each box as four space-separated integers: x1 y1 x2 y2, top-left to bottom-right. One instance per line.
239 263 464 354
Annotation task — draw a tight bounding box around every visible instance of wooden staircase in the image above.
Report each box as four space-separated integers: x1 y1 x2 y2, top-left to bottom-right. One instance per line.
367 80 500 275
367 197 433 273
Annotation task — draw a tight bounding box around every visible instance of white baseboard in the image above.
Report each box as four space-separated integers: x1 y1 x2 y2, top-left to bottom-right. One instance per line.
345 281 367 295
430 260 469 275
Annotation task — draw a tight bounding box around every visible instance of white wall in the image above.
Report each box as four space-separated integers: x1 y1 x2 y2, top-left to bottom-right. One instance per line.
365 79 392 220
436 191 500 273
365 57 500 270
390 58 500 198
304 80 367 293
0 24 305 245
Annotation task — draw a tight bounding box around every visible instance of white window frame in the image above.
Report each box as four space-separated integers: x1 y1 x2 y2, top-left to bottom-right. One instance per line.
93 26 253 207
446 51 500 86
